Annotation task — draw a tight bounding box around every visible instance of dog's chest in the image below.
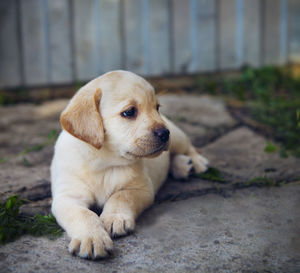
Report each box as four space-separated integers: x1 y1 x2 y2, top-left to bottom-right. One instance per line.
87 164 138 206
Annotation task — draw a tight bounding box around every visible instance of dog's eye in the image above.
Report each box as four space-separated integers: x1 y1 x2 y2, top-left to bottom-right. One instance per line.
156 104 160 111
121 107 137 118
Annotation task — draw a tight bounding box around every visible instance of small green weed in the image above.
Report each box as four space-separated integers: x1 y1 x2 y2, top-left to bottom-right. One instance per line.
0 92 14 105
19 144 45 156
264 141 277 153
22 157 32 167
75 81 84 90
47 129 58 142
245 176 275 187
174 115 187 123
0 196 63 244
0 129 59 166
279 147 289 158
19 129 58 157
0 157 7 164
195 167 226 183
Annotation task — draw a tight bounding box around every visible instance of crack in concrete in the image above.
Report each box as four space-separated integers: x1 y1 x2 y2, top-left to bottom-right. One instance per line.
12 177 299 216
156 180 300 204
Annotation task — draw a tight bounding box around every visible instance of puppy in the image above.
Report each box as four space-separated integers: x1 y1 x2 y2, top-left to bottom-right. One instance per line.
51 70 208 259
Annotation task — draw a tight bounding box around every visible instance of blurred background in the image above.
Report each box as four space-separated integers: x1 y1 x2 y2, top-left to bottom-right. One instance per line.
0 0 300 89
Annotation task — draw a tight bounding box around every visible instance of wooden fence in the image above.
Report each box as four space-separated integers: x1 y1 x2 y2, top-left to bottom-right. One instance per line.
0 0 300 88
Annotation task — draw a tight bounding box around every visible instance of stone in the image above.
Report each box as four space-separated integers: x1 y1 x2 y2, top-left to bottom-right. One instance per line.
0 101 66 158
159 94 237 146
201 127 300 183
159 94 236 128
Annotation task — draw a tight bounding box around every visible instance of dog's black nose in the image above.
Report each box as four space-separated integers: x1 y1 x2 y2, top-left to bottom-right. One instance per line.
154 128 170 143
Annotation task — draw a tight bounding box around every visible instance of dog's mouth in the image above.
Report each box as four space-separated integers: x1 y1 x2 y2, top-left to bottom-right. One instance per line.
126 143 167 158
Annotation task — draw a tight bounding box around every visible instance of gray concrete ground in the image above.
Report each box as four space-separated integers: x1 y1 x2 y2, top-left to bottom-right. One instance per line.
1 185 300 273
0 94 299 272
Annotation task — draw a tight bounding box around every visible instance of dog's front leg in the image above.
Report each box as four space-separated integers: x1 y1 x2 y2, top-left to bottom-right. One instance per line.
100 182 154 238
52 195 113 259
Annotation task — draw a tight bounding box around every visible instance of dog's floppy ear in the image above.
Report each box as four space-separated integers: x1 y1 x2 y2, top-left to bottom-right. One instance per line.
60 88 104 149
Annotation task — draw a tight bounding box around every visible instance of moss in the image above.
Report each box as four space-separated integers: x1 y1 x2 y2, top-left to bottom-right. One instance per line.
0 196 63 245
195 167 226 183
196 66 300 157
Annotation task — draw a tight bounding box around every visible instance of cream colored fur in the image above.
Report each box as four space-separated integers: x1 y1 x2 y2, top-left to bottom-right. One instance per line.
51 70 208 259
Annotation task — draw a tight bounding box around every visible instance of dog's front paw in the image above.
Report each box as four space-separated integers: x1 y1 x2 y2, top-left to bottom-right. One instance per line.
68 225 113 259
100 213 135 238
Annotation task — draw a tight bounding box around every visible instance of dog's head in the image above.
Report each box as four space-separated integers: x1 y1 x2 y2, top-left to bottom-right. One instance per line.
60 70 169 159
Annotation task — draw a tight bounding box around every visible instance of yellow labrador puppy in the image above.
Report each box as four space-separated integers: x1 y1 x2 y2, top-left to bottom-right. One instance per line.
51 70 208 259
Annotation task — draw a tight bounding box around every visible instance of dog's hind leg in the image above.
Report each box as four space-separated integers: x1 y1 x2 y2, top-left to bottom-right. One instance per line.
162 116 209 176
170 154 193 179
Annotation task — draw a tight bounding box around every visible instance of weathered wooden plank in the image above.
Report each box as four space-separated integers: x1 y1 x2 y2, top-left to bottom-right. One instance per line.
97 0 122 73
243 0 261 67
219 0 237 69
235 0 243 67
20 0 48 85
288 0 300 63
196 0 217 72
149 0 170 75
172 0 190 73
189 0 217 72
73 0 97 81
280 0 288 64
0 0 21 87
48 0 72 84
124 0 145 74
263 0 281 65
74 0 122 81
